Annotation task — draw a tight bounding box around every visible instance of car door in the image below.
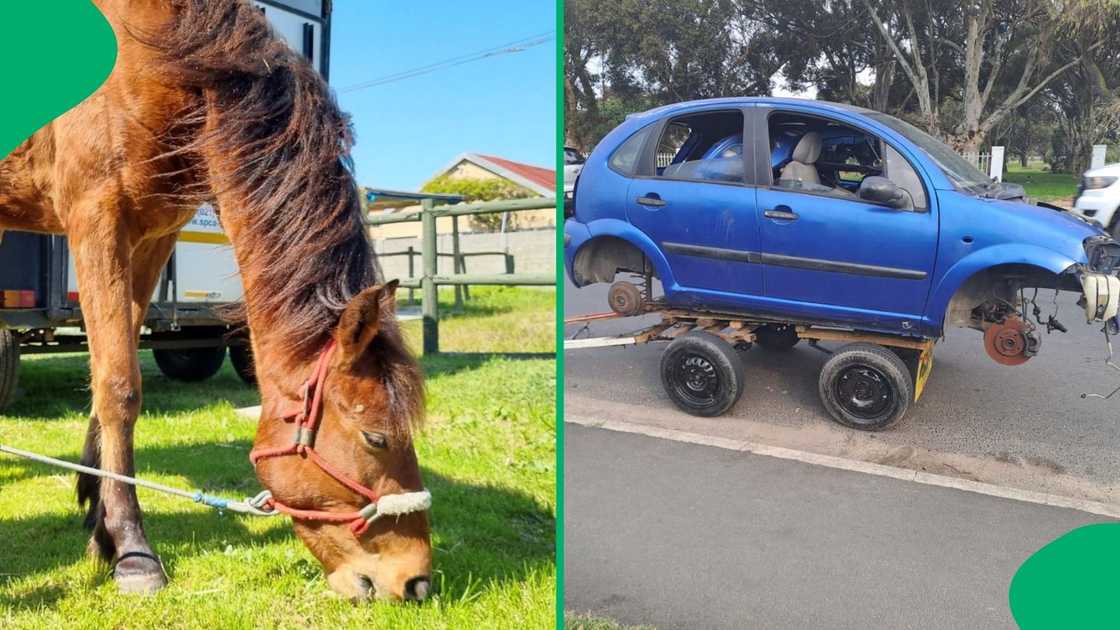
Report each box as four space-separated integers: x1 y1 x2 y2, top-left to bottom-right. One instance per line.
754 109 937 324
624 108 762 305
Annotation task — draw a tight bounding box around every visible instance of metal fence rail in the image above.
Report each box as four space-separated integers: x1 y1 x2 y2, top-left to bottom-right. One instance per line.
366 196 555 354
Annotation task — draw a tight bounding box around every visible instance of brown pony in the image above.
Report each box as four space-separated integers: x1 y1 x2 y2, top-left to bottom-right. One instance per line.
0 0 431 601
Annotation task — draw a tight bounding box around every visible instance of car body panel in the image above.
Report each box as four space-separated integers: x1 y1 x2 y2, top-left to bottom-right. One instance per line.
565 97 1109 338
626 178 762 298
756 188 938 320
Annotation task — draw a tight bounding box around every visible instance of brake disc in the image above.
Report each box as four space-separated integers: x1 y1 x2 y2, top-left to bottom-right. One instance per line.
983 315 1040 366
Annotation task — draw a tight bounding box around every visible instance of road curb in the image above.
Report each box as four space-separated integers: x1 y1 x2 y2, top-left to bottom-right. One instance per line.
567 414 1120 519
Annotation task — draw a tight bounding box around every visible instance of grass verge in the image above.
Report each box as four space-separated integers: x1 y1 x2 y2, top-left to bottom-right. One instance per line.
1004 162 1078 203
0 287 555 628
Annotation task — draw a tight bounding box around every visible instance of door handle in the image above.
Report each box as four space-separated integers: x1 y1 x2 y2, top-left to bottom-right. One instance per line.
636 195 666 208
764 208 799 221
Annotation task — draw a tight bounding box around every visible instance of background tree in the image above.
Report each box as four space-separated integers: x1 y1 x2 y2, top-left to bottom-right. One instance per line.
565 0 1120 170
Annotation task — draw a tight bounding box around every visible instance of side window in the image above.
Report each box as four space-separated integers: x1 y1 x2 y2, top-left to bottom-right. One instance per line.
656 123 692 169
769 111 874 200
885 144 928 210
652 111 745 184
768 111 927 210
609 125 653 176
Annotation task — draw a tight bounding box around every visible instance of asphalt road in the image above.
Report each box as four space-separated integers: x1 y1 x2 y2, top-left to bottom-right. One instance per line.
564 277 1120 499
564 425 1105 630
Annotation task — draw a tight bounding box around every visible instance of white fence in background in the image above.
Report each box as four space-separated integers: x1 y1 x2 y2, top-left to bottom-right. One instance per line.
962 151 992 177
1092 145 1108 170
959 147 1007 181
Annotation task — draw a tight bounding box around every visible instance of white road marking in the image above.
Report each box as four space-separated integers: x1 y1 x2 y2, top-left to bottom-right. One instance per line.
566 414 1120 519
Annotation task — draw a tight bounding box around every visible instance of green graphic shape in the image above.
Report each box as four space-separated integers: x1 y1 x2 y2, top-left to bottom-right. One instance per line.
0 1 116 159
1009 523 1120 628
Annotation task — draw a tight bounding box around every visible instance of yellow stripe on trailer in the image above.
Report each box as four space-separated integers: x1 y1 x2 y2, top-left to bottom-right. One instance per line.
179 230 230 245
914 347 934 402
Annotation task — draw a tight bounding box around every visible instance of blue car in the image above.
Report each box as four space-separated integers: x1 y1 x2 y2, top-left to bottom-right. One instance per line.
565 97 1120 426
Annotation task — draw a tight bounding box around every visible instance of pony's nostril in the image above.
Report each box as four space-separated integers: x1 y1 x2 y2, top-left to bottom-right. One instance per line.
355 574 375 599
404 575 431 601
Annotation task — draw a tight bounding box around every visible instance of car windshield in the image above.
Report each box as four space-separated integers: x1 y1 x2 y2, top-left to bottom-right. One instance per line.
867 112 993 194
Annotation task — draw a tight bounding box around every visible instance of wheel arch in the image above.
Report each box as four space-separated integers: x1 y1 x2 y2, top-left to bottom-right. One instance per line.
570 220 676 288
933 250 1080 332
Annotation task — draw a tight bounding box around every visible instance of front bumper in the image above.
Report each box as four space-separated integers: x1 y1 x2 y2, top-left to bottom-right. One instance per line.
1073 189 1120 223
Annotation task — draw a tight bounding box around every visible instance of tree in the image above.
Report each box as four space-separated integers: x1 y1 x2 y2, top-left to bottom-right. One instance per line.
564 0 1120 163
863 0 1114 151
565 0 779 151
420 176 534 232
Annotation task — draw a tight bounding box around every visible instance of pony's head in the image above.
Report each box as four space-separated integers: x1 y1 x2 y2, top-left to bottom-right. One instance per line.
252 282 431 602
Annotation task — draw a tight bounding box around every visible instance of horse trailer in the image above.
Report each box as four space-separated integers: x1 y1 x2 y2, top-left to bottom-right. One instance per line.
0 0 332 409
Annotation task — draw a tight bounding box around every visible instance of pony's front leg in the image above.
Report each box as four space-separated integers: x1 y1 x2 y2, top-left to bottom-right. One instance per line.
69 214 167 594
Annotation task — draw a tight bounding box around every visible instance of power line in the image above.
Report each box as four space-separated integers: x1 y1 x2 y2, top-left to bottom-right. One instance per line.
338 31 555 94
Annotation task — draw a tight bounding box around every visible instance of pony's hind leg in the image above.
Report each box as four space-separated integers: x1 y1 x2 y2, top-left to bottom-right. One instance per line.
68 206 167 594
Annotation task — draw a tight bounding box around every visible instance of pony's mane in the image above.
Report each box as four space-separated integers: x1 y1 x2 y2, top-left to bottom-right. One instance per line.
143 0 422 427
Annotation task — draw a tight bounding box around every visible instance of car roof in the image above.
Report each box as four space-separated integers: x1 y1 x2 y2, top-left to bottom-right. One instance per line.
626 97 874 123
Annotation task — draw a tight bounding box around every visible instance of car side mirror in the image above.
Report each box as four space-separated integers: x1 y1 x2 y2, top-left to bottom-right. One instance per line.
859 176 907 208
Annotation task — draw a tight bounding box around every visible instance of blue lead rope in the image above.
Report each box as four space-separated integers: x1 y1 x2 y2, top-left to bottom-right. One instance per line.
193 492 229 510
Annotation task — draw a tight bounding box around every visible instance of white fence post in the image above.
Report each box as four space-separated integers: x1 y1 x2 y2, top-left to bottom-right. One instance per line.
1091 145 1107 170
990 146 1005 182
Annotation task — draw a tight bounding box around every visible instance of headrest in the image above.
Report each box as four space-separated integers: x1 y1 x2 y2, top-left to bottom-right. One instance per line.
792 131 822 164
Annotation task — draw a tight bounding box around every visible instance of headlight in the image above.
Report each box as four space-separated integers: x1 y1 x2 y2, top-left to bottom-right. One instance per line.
1083 176 1118 190
1085 235 1120 273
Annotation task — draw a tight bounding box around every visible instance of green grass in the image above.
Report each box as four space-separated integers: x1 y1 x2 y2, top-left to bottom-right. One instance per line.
399 286 555 354
1003 161 1079 203
0 288 556 628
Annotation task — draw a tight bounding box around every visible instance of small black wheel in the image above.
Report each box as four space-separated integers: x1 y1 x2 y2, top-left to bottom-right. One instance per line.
229 343 256 386
660 331 745 417
818 342 912 431
153 346 227 382
755 324 800 351
608 281 643 316
0 329 19 411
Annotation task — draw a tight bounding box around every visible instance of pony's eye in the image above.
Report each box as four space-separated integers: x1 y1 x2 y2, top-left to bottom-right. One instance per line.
362 431 388 449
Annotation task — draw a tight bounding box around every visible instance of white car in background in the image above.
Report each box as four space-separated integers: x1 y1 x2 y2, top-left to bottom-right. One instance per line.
564 146 586 194
1073 162 1120 235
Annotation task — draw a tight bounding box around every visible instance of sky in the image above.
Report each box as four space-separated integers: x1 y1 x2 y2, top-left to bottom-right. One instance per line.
328 1 556 191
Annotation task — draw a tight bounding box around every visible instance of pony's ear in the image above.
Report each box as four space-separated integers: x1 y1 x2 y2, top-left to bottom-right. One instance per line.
337 280 399 366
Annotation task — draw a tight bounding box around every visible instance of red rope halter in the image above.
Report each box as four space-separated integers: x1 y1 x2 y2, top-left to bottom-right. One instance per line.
249 340 422 536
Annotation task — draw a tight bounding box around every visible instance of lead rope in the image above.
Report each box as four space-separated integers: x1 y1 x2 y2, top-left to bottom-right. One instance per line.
0 443 278 516
0 340 431 530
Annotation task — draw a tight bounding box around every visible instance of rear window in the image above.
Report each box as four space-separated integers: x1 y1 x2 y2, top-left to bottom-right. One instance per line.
609 125 654 176
653 110 745 184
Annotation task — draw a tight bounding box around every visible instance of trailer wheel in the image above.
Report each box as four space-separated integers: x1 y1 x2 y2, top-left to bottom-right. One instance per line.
755 324 800 351
818 342 911 431
153 346 227 382
660 331 745 417
229 343 256 386
0 329 19 411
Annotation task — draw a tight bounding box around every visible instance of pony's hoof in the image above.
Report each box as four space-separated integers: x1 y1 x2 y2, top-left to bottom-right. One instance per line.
112 552 167 595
